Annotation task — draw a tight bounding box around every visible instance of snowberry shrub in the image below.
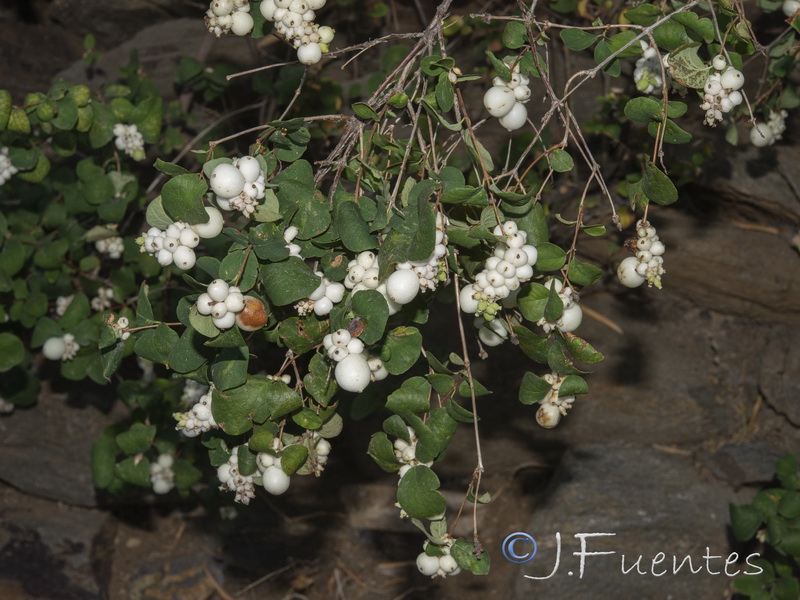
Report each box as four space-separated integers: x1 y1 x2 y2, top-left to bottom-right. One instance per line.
1 0 798 578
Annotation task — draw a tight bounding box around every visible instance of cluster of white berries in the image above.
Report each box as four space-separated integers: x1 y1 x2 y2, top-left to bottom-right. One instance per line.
616 220 666 289
256 451 293 496
260 0 335 65
311 436 331 471
217 445 258 504
112 316 131 341
0 147 18 185
295 272 345 316
55 295 74 317
282 225 302 257
323 328 388 393
393 427 432 478
394 213 450 292
42 333 79 361
634 41 671 95
113 124 145 160
95 236 124 260
416 540 461 578
459 221 537 321
149 454 176 495
139 207 224 270
701 56 744 127
483 61 532 131
750 110 788 147
345 251 422 315
91 286 115 312
535 373 576 429
537 278 583 334
174 390 218 437
205 0 254 37
209 158 266 218
196 279 245 330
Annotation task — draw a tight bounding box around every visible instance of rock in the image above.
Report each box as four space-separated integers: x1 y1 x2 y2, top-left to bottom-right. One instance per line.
0 383 114 507
703 441 787 488
759 326 800 426
0 483 107 599
508 445 737 599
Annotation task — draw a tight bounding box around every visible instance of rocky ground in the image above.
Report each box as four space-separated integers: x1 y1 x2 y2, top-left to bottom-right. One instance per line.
1 2 799 599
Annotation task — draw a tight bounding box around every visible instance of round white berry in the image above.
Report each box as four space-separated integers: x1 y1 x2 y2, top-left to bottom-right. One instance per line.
208 279 230 302
297 43 322 65
313 296 333 315
318 25 335 44
346 338 364 355
213 311 237 330
783 0 800 15
459 284 479 313
263 465 291 495
513 85 531 102
478 326 505 347
536 403 561 428
557 304 583 333
316 439 331 456
225 292 245 313
720 68 744 91
331 329 351 346
417 553 440 576
712 55 727 71
209 163 245 199
257 452 275 470
325 282 345 303
157 248 174 266
386 269 420 305
217 463 233 484
152 479 172 495
617 256 646 288
499 102 528 131
439 555 458 574
43 337 66 360
307 0 326 8
334 353 371 393
212 0 234 16
260 0 278 20
235 155 262 182
750 122 774 147
192 206 224 239
483 86 516 118
172 245 196 270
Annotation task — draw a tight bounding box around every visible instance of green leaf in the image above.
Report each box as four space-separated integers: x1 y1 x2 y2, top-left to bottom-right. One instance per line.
462 131 495 172
262 257 322 306
560 28 598 51
212 377 300 435
445 398 475 423
544 283 564 322
145 196 173 230
534 243 567 271
161 174 209 224
594 41 621 77
648 119 692 144
518 283 549 322
519 372 552 404
624 4 661 26
513 325 549 362
672 12 715 43
91 427 119 489
730 503 764 541
135 323 179 364
0 333 25 372
642 163 678 205
559 374 588 396
115 423 156 455
503 21 528 49
154 158 189 176
386 377 431 413
606 30 643 58
350 290 390 345
352 102 380 121
292 189 331 240
624 97 663 122
211 346 249 391
382 326 423 375
101 342 125 380
168 326 210 373
368 432 402 472
653 19 691 51
116 456 150 487
550 148 574 172
485 50 512 81
336 201 377 252
778 490 800 519
131 96 162 143
568 258 603 287
219 249 258 292
668 43 710 88
281 444 309 475
173 459 202 492
396 465 447 519
52 96 78 130
0 90 11 130
451 539 491 575
547 335 584 375
435 74 454 112
292 408 324 430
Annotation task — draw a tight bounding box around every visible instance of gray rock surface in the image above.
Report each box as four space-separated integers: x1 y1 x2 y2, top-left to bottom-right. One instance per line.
508 445 740 600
